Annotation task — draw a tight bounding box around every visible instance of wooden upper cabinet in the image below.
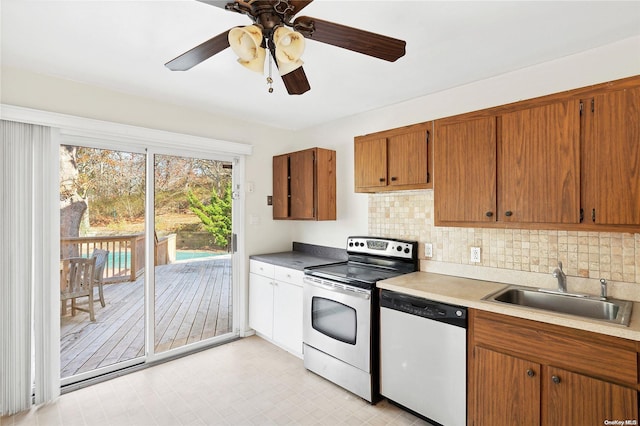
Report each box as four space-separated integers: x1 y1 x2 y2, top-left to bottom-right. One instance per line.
387 131 429 186
354 123 432 193
289 149 315 219
434 117 497 224
272 154 289 220
582 86 640 225
354 137 387 189
499 100 581 224
272 147 336 221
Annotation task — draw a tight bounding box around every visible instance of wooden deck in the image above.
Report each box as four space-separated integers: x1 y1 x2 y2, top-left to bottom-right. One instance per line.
60 256 232 378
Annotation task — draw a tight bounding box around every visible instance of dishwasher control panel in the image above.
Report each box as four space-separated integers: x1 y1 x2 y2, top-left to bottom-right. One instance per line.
380 290 467 328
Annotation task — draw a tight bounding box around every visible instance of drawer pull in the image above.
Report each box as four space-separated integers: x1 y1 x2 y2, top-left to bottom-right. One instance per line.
526 369 535 377
552 375 561 384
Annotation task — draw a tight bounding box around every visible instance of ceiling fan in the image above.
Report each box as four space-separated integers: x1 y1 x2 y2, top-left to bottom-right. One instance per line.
165 0 406 95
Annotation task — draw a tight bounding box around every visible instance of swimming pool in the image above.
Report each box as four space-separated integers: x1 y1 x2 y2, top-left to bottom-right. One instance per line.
106 250 222 268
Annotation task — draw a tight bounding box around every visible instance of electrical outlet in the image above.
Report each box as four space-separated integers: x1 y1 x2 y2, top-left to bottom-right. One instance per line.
470 247 481 263
424 243 433 258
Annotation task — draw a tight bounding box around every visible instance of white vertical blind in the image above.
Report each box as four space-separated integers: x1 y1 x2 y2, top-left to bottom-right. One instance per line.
0 120 60 415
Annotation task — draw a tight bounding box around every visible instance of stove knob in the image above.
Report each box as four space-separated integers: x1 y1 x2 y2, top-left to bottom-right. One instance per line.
404 247 410 254
456 310 463 317
396 246 402 252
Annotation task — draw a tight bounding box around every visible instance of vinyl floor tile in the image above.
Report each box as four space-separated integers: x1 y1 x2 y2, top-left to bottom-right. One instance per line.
2 336 431 425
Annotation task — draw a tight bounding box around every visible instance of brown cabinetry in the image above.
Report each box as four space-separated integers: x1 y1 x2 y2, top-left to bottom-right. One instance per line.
499 100 581 224
354 123 432 192
434 117 497 223
436 100 581 226
273 147 336 220
435 75 640 231
581 86 640 226
469 309 639 426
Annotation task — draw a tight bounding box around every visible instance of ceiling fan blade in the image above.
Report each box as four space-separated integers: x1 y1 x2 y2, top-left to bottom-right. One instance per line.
282 67 311 95
294 16 406 62
165 29 231 71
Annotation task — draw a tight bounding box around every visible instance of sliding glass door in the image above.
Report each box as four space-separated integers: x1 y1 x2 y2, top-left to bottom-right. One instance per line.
60 145 239 385
59 145 146 383
152 154 235 354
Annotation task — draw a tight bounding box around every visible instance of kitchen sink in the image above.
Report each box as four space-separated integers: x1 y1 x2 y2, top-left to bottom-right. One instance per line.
484 286 633 326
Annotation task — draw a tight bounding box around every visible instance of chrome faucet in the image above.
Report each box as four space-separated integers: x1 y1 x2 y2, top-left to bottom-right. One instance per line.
552 261 567 293
600 278 608 300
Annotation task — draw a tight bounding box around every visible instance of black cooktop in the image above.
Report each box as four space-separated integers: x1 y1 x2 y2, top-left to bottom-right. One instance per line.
304 237 418 289
305 261 405 287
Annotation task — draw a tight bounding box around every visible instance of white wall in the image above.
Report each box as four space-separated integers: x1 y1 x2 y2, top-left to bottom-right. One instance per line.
289 35 640 249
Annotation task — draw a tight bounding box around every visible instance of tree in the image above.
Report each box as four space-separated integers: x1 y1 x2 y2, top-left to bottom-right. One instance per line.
60 145 88 257
187 184 232 248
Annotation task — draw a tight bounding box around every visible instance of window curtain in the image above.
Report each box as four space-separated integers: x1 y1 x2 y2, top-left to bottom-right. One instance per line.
1 120 60 415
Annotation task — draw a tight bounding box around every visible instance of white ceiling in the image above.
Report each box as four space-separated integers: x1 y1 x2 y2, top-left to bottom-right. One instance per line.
2 1 640 130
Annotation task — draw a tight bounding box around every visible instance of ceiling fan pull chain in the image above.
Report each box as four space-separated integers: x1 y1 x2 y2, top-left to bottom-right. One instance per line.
267 39 274 93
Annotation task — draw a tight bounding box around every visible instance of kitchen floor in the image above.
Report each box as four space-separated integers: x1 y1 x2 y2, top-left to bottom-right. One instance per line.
3 336 431 425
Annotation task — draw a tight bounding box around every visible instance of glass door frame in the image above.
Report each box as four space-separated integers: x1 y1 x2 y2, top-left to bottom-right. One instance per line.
144 147 244 364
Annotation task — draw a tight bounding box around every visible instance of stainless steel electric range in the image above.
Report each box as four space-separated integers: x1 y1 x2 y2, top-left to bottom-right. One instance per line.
302 236 418 402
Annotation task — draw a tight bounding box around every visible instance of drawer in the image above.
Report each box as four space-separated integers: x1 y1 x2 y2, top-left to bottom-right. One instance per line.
250 260 275 277
275 266 304 286
472 310 638 387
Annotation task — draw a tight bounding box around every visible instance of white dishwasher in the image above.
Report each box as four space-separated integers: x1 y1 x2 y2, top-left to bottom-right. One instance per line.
380 290 467 426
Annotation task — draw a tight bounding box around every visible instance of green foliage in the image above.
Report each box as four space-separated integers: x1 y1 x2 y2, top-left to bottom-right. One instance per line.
187 184 232 248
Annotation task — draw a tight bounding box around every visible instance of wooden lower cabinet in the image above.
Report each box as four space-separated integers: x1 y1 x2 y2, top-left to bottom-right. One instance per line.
473 347 540 426
543 365 638 425
469 309 639 426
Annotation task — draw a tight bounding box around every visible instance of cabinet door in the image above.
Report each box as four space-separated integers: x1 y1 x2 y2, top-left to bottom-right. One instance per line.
272 154 289 219
248 273 274 338
435 117 497 223
289 149 315 219
582 87 640 225
272 281 303 355
387 130 428 186
543 366 638 425
354 137 388 189
499 100 581 223
472 347 540 426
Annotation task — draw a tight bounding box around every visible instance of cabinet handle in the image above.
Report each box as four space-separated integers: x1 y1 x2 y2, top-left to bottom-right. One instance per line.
485 211 494 217
551 375 561 384
379 177 386 182
390 177 398 182
505 211 513 217
526 369 535 377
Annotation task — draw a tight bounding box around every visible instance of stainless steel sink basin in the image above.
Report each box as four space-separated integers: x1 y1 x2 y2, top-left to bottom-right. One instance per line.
484 286 633 326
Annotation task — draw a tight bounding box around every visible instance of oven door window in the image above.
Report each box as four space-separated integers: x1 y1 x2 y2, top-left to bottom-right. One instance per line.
311 297 357 345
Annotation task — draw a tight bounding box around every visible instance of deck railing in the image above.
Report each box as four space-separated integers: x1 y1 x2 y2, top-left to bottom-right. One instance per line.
60 234 145 283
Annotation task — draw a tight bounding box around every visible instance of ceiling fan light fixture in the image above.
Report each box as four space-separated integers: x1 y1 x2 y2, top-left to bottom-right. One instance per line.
273 26 305 75
228 25 266 73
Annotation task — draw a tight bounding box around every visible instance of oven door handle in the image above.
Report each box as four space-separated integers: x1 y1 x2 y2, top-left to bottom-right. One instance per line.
304 278 371 300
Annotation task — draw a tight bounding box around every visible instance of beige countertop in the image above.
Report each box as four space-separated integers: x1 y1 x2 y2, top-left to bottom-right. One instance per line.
377 271 640 342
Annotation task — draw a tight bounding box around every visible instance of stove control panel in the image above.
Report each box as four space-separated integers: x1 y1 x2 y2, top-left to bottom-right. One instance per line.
347 237 416 260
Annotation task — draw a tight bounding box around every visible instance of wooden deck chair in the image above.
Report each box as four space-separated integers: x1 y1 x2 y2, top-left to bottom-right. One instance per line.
60 257 96 321
91 249 110 307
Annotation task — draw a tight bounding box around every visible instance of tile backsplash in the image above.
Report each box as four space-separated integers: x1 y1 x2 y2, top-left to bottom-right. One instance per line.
369 190 640 285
